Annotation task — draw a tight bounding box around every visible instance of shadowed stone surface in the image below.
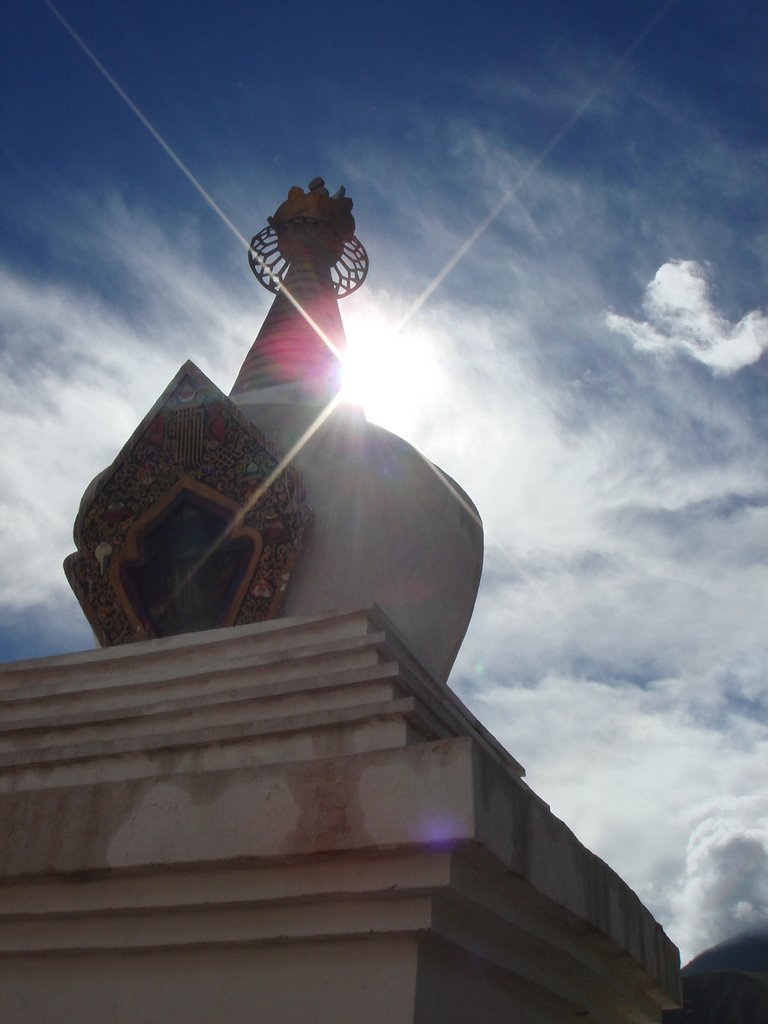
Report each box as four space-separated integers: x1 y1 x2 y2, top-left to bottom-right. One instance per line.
0 608 680 1024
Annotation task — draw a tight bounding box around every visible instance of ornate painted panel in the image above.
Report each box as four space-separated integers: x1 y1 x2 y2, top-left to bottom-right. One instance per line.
65 361 312 646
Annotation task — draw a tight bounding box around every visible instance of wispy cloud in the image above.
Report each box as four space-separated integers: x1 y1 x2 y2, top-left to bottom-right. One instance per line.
606 260 768 374
0 195 256 611
336 129 768 972
1 107 766 968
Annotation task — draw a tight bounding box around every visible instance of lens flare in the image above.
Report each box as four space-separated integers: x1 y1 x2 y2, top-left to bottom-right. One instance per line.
340 304 445 439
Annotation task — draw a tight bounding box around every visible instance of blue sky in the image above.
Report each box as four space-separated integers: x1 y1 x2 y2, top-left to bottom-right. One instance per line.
2 0 767 964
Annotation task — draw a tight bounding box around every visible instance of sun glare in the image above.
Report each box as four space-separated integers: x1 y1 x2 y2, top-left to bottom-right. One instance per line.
340 305 442 439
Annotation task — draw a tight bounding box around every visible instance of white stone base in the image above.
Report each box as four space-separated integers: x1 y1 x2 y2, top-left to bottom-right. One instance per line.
0 608 680 1023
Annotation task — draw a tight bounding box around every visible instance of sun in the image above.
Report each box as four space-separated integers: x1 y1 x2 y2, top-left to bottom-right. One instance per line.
340 303 442 439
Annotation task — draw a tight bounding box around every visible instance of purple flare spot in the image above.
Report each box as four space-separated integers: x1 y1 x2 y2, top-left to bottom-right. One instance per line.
413 812 464 850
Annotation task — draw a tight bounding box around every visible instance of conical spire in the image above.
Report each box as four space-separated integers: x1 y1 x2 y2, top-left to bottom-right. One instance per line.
231 179 368 399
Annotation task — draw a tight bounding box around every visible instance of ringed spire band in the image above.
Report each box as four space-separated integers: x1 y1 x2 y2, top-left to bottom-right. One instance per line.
231 178 369 397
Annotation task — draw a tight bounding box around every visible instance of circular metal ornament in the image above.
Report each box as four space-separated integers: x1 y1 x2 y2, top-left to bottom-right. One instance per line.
248 225 287 294
330 235 369 297
248 226 369 298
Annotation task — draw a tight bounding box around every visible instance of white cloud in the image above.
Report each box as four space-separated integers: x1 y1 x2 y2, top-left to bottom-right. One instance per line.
668 806 768 961
606 260 768 374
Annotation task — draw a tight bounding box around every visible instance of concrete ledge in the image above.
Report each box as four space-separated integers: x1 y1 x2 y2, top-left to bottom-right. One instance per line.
0 733 678 1000
0 608 679 1022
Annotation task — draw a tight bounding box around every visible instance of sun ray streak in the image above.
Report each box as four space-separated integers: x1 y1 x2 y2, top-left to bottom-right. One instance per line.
159 394 343 619
237 393 343 520
44 0 342 362
45 0 628 624
395 0 680 332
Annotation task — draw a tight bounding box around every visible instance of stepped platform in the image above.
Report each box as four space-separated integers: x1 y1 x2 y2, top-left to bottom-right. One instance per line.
0 606 680 1023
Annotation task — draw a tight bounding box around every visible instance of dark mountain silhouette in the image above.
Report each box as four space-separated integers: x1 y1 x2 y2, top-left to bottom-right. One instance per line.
684 928 768 976
663 928 768 1023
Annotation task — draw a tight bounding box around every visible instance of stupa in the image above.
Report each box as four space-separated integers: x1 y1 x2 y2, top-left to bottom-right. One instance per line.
0 180 681 1022
62 176 482 684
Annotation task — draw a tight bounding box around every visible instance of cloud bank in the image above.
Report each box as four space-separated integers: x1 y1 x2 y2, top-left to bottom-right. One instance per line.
1 115 766 968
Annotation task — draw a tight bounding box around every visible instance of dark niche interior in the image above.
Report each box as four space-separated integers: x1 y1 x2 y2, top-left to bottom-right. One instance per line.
120 491 255 637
